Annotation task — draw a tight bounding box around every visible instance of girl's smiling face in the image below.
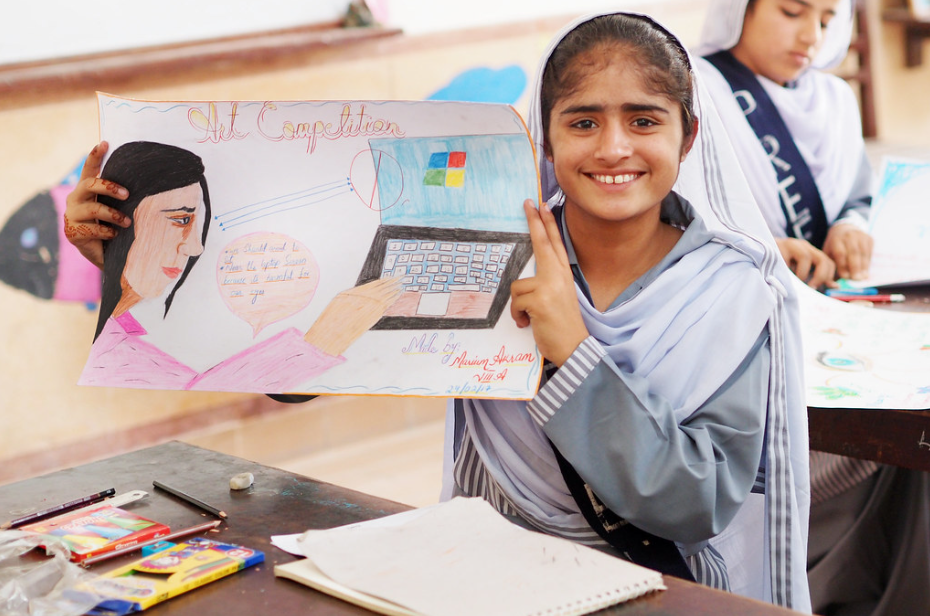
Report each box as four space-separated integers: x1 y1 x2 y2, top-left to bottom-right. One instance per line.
546 46 693 231
731 0 842 85
122 183 205 299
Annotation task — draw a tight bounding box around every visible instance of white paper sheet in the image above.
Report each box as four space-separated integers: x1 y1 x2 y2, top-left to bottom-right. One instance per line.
84 94 543 398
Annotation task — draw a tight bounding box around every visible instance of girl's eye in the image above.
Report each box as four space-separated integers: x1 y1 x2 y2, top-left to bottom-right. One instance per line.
169 215 192 226
781 9 800 18
633 117 657 128
571 119 597 130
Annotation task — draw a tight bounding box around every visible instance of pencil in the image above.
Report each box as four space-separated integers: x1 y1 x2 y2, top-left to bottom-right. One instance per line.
80 519 222 567
1 487 116 529
153 480 228 519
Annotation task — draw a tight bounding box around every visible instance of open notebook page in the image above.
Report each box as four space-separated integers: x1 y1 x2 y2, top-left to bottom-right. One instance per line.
275 497 665 616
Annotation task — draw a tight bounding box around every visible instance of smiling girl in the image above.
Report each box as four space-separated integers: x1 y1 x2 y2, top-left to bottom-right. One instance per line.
443 12 810 611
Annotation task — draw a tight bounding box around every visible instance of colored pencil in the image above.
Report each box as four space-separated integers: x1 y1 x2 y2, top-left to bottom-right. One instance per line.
153 480 228 519
80 519 222 567
1 488 116 529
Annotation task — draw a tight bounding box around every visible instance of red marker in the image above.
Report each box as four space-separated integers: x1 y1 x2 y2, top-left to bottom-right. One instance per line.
831 293 905 303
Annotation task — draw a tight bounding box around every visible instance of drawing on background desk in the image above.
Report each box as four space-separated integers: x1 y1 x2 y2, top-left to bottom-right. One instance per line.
81 94 542 399
797 280 930 409
854 156 930 288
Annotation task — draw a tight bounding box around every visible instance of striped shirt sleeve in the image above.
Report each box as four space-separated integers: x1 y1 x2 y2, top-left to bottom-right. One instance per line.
526 336 606 426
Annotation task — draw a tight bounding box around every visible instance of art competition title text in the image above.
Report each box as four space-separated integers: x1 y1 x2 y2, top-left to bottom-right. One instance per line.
188 102 405 154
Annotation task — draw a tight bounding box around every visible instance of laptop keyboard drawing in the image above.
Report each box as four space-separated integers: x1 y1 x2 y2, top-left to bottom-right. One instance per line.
357 225 530 329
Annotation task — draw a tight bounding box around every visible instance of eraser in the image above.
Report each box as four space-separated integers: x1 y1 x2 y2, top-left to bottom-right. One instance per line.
229 472 254 490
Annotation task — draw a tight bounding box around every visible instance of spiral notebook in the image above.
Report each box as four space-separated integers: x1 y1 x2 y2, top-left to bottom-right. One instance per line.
274 497 665 616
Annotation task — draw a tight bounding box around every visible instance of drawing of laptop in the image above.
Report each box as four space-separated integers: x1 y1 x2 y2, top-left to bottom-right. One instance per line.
356 134 537 330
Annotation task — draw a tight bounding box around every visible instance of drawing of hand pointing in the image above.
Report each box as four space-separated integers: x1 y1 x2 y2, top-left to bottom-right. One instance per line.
304 277 403 356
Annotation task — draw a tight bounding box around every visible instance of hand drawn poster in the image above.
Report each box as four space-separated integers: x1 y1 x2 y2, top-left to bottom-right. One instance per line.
856 156 930 288
797 280 930 409
81 93 542 398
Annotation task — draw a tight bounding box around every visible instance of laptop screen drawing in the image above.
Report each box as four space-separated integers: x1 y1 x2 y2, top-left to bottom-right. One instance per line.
355 134 536 330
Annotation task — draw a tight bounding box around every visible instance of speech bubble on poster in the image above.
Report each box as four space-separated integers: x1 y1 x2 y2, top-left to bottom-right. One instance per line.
217 232 320 336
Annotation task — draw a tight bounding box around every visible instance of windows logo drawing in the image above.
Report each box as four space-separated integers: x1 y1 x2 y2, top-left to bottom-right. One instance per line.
424 151 467 188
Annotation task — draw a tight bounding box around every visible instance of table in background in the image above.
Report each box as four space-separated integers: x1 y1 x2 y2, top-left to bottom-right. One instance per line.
0 441 800 616
807 283 930 471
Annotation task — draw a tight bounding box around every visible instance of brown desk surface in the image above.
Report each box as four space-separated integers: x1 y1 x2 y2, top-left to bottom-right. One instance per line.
807 283 930 471
0 441 799 616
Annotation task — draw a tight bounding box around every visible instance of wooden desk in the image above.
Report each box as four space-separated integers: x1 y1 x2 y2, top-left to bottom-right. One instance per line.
0 441 800 616
807 284 930 471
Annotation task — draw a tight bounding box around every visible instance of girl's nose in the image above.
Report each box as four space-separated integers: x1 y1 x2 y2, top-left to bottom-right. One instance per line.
798 15 824 49
596 123 633 162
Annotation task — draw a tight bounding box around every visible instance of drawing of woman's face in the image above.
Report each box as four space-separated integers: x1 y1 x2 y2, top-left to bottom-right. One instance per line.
122 183 206 299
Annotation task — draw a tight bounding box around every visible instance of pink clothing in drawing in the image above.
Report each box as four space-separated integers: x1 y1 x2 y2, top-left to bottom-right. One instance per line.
79 312 344 392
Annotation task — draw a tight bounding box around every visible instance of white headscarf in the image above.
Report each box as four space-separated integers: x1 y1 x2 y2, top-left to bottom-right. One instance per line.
693 0 865 235
694 0 854 71
452 11 810 611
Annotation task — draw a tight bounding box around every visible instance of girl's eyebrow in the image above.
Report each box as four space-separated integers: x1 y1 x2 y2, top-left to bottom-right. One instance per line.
559 102 670 116
785 0 837 16
622 102 670 115
161 206 197 213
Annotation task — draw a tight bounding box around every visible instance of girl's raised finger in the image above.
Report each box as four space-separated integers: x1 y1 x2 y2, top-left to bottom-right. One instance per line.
78 141 109 182
535 198 570 267
523 199 558 265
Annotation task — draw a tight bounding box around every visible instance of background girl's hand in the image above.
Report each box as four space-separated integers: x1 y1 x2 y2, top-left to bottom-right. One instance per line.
63 141 131 269
774 237 837 289
510 199 588 366
822 223 873 281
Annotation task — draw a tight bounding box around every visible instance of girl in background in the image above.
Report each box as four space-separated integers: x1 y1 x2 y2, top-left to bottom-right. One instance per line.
696 2 930 613
443 12 811 611
696 0 872 289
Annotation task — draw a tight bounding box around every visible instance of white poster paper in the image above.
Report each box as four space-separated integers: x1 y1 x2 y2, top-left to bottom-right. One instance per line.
81 94 542 399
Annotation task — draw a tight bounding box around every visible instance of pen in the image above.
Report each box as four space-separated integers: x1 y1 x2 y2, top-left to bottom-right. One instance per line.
153 480 228 519
1 488 116 529
80 519 222 567
831 293 905 303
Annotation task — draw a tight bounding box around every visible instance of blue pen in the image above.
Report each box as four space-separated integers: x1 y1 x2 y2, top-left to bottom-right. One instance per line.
826 287 878 297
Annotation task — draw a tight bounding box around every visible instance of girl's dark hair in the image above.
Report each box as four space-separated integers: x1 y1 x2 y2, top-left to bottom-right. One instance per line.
540 14 695 146
94 141 210 340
